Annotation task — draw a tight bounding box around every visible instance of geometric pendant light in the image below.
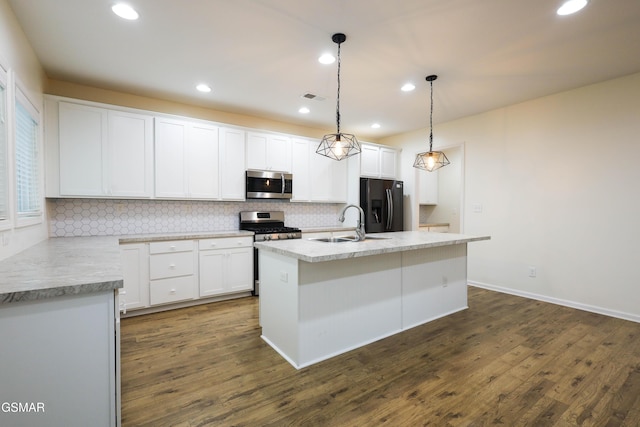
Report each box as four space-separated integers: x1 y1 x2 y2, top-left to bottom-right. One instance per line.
413 75 450 172
317 33 361 161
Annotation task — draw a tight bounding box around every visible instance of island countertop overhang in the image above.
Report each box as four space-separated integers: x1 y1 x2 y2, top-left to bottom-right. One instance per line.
254 231 490 263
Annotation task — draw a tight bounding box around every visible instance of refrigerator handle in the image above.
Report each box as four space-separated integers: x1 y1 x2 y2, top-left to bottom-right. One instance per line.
386 188 393 230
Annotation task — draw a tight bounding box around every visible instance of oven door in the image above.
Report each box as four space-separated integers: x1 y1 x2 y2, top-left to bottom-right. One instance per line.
246 170 292 199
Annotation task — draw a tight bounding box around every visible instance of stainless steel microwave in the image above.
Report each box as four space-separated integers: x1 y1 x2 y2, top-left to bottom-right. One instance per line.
246 170 293 199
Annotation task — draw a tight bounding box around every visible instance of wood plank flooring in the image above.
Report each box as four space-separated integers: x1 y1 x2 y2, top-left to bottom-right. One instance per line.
120 287 640 426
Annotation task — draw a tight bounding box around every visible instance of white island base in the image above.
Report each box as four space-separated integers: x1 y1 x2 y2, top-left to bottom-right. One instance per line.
259 242 469 369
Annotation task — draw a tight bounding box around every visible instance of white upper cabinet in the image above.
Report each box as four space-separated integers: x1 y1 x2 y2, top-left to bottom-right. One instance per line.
154 117 220 199
219 127 246 201
359 142 399 179
58 101 153 197
291 137 348 203
291 138 311 201
246 131 291 172
418 169 439 205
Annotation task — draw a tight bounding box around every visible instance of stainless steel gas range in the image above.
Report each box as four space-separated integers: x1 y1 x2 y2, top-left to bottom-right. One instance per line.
239 211 302 295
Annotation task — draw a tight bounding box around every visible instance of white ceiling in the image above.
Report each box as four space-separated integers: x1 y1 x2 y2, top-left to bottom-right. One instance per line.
8 0 640 139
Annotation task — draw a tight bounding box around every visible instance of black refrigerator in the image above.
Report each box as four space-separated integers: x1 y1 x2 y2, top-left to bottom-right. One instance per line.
360 178 404 233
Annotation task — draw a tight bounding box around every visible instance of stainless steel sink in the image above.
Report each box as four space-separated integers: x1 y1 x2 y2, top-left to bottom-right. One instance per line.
308 235 391 243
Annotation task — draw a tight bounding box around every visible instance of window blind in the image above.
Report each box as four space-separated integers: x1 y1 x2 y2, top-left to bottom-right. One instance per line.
15 95 40 217
0 76 7 222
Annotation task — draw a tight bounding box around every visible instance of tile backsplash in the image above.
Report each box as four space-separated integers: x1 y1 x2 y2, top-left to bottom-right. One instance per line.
47 198 343 237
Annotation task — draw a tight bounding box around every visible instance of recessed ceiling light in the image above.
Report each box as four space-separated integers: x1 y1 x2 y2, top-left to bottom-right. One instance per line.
298 107 310 114
557 0 588 15
318 54 336 65
401 83 416 92
371 123 381 129
196 84 211 93
112 3 139 20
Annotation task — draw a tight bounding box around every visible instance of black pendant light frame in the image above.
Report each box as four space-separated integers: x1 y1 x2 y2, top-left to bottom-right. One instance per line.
317 33 361 161
414 74 450 172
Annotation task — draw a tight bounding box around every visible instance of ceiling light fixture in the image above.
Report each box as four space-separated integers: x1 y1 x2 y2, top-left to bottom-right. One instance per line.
557 0 588 15
298 107 310 114
371 123 381 129
401 83 416 92
111 3 139 20
196 84 211 93
317 33 360 161
414 75 450 172
318 54 336 65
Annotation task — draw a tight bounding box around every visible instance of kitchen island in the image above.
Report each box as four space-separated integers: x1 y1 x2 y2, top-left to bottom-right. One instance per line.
0 237 122 427
254 231 490 369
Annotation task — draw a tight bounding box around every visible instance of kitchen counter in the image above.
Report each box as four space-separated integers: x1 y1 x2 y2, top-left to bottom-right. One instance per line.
0 236 123 304
255 231 489 263
0 231 254 304
119 230 253 244
299 226 356 234
258 230 490 368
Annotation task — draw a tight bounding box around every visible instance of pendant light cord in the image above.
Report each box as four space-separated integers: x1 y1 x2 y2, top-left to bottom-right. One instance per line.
336 41 341 134
428 78 434 151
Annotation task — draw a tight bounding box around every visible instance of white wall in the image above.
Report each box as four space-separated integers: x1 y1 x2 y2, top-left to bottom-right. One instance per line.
383 72 640 322
0 0 48 261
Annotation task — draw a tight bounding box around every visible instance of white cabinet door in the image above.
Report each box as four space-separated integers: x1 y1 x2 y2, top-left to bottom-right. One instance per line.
310 149 333 201
59 102 107 196
291 138 311 201
418 169 439 205
199 244 253 297
379 147 398 179
360 143 400 179
292 138 348 203
154 118 187 198
59 102 153 197
219 127 246 200
155 118 221 199
186 122 219 199
107 110 153 197
199 250 226 297
119 243 149 312
246 131 291 172
360 144 380 178
225 247 254 292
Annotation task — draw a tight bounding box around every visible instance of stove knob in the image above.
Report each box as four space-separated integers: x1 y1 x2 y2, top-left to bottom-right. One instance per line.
287 233 294 239
264 235 271 241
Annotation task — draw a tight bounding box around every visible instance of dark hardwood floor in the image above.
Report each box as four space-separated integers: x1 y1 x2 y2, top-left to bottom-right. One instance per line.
120 287 640 426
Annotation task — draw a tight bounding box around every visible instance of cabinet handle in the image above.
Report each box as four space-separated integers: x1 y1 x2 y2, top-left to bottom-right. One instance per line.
170 288 176 294
169 245 176 251
169 263 176 269
210 243 217 247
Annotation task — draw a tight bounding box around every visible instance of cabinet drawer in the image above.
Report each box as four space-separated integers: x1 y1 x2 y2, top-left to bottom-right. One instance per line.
149 240 194 254
150 276 195 305
198 236 253 251
150 251 194 279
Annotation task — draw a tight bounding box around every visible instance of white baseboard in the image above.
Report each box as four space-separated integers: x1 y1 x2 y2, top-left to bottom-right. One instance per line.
468 281 640 324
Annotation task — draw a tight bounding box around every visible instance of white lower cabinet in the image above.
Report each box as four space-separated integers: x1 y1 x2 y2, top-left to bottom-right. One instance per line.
199 237 253 297
120 235 253 314
149 240 197 305
119 243 150 312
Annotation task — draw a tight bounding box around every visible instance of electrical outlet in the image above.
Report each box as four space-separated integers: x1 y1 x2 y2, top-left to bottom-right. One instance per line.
472 203 483 213
528 266 537 278
442 276 448 287
280 271 288 283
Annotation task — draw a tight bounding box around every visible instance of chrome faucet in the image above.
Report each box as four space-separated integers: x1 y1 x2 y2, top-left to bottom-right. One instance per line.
339 204 366 241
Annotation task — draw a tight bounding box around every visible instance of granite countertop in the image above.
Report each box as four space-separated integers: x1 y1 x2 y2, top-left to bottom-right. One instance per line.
119 230 253 243
0 231 255 304
0 236 123 304
254 230 490 263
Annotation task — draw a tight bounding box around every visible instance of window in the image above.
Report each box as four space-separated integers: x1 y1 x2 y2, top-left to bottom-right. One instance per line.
0 65 7 223
14 86 41 219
